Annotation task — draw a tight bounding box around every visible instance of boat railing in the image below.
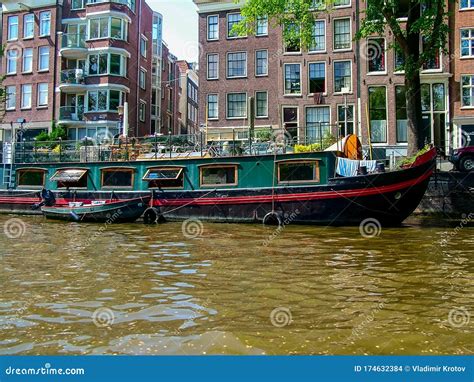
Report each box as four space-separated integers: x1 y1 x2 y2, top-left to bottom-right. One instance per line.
12 129 339 164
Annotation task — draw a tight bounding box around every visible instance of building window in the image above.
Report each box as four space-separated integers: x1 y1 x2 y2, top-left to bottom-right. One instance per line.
37 83 49 106
278 161 320 184
8 16 19 40
101 168 134 188
284 63 301 95
89 17 127 41
367 38 386 73
88 53 125 76
6 86 16 110
227 13 243 38
17 169 46 188
394 47 405 72
422 37 440 70
22 48 33 73
255 50 268 76
72 0 85 9
139 68 146 89
38 46 50 71
310 20 326 52
255 91 268 118
39 11 51 36
207 94 218 119
337 104 354 136
6 50 18 74
368 86 387 143
308 62 326 94
334 61 351 93
207 54 218 79
333 18 351 50
460 0 474 9
227 52 247 78
306 106 330 140
200 165 238 187
334 0 350 6
21 84 32 109
88 90 107 111
207 15 218 40
109 90 121 111
284 22 301 53
461 75 474 107
140 36 147 57
256 16 268 36
461 29 474 58
139 101 146 122
395 86 408 143
227 93 247 118
23 14 34 38
311 0 327 10
143 167 184 189
111 17 125 40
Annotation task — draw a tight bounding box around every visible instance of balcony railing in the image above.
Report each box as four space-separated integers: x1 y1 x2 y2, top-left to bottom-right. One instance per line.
59 106 85 121
60 69 86 85
61 33 87 49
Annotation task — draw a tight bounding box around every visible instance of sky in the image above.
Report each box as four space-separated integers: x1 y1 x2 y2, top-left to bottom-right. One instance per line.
148 0 199 63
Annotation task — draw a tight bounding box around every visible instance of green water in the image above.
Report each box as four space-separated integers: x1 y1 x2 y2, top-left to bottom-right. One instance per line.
0 215 472 355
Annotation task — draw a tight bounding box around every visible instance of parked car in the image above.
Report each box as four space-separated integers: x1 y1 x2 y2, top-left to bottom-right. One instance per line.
450 146 474 172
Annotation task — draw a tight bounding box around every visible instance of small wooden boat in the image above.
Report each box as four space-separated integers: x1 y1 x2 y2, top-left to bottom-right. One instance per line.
41 196 151 223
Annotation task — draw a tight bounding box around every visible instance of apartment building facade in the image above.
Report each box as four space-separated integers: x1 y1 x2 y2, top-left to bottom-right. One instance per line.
194 0 457 154
1 0 164 142
177 60 199 135
159 42 181 135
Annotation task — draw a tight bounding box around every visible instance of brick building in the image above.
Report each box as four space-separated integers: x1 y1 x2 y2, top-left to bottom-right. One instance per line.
159 42 181 135
194 0 462 155
177 60 199 135
1 0 164 141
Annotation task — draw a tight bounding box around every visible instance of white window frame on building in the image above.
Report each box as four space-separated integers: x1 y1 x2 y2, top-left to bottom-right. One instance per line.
333 18 352 51
460 0 474 9
368 86 388 144
39 11 51 37
139 67 146 89
207 15 219 41
6 86 16 110
227 12 245 39
207 53 219 80
38 46 50 71
309 20 326 53
460 28 474 58
256 16 268 36
255 50 268 77
367 38 386 74
37 83 49 107
140 35 148 58
23 14 34 39
461 75 474 108
139 100 147 122
308 61 326 95
207 94 218 120
21 84 33 109
333 60 352 93
226 51 247 79
306 106 331 142
6 50 18 74
88 17 128 41
8 16 19 40
226 92 247 119
284 63 302 96
255 91 268 118
23 48 33 73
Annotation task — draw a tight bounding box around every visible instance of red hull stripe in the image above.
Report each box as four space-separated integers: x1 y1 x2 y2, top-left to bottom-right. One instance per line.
153 170 433 207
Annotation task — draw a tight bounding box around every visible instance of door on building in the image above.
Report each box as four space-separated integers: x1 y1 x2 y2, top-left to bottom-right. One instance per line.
282 107 298 142
421 83 448 153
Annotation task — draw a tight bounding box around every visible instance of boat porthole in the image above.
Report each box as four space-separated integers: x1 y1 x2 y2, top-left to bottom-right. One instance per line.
394 192 402 200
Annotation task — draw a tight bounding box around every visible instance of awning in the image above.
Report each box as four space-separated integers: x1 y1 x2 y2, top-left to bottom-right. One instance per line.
51 169 88 182
143 168 183 181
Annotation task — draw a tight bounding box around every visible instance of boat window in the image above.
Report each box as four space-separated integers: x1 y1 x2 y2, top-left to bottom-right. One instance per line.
200 165 237 187
278 161 320 183
143 167 184 189
17 169 46 187
101 168 134 188
51 168 88 188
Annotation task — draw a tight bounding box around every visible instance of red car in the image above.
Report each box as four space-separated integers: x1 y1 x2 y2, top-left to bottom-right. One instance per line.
450 146 474 172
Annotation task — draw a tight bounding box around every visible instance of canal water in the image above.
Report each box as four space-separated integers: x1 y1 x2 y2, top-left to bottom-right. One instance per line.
0 215 472 355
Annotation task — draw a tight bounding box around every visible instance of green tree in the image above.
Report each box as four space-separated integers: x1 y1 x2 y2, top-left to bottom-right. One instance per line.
234 0 449 156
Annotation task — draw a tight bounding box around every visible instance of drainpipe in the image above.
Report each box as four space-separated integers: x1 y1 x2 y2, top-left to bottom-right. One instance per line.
135 0 142 137
52 0 61 132
355 0 361 139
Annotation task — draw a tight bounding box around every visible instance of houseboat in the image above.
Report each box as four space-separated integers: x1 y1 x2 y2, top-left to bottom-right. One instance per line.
0 136 437 226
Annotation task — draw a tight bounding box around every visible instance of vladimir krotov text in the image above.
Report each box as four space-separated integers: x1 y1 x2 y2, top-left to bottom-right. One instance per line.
4 363 85 376
354 364 467 373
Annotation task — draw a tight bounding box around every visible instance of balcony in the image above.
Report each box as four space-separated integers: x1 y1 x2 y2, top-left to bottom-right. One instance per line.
58 69 88 93
58 106 85 125
60 33 87 58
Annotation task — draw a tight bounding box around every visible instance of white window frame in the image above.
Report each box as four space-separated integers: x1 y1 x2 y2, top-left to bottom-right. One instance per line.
256 16 268 36
308 61 327 95
37 83 49 107
23 14 34 39
139 67 146 89
207 15 219 41
226 51 247 79
227 12 245 39
226 92 247 119
6 50 18 74
87 53 126 77
283 63 302 96
333 60 353 94
139 100 146 122
461 74 474 109
309 19 326 53
22 48 33 73
460 28 474 58
207 93 219 120
333 0 351 8
6 86 16 110
305 105 332 140
38 46 50 71
333 17 352 52
367 37 387 75
87 17 127 41
39 11 51 37
206 53 219 80
460 0 474 10
255 91 268 118
255 49 268 77
368 85 388 144
7 16 19 41
71 0 85 10
21 84 32 109
140 35 147 58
